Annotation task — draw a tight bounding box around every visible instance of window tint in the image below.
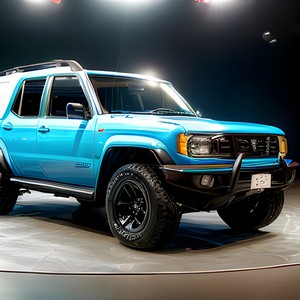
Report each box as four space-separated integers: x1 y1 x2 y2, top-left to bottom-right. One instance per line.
12 79 46 117
91 78 150 113
48 77 89 117
89 76 194 115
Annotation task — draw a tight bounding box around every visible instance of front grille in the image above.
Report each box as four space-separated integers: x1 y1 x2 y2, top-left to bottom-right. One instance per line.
219 136 232 155
212 135 279 157
212 136 232 156
235 136 279 157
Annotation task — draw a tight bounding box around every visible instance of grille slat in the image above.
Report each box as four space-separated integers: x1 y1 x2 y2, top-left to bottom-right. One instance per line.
217 137 232 156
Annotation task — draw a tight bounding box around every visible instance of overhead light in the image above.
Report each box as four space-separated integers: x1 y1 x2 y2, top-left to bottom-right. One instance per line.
195 0 234 3
25 0 62 4
100 0 150 3
262 31 278 44
195 0 211 3
25 0 48 4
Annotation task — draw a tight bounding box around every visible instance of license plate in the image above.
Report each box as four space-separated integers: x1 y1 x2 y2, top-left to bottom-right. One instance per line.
250 173 271 189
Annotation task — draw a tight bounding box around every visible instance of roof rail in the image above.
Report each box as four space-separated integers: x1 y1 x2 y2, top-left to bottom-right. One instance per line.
0 59 83 77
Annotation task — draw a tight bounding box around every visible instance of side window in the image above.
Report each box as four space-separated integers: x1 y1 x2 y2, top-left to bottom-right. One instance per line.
12 79 46 117
47 76 89 117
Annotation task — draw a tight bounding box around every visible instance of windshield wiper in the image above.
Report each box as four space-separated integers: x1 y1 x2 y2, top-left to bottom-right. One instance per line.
151 108 176 114
111 109 195 116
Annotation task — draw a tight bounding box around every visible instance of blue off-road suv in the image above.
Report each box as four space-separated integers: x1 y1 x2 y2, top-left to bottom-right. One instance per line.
0 60 298 249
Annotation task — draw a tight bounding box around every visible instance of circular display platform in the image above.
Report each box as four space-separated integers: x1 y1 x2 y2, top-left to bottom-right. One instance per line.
1 179 299 275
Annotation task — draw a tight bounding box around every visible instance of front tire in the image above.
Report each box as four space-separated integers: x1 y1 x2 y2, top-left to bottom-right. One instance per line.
106 164 181 250
217 189 284 231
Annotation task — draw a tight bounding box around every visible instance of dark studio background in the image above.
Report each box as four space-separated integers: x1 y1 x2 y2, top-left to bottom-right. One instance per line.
1 0 299 165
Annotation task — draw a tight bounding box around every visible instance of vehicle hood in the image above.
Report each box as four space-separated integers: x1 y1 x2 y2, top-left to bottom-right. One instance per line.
125 115 285 135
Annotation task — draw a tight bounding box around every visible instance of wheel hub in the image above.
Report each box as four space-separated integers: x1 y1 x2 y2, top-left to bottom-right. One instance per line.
115 180 149 232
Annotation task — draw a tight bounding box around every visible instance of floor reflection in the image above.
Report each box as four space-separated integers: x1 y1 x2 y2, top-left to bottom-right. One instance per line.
12 199 268 252
2 182 299 273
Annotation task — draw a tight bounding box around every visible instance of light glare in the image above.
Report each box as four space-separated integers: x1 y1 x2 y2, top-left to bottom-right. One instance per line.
140 70 158 78
195 0 234 3
25 0 62 3
161 84 190 112
101 0 150 3
213 0 234 3
25 0 47 3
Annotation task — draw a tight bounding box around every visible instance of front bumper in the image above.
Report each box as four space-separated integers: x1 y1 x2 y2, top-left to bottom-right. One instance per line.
162 154 299 198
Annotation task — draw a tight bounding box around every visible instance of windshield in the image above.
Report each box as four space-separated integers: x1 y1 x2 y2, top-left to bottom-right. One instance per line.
89 75 196 116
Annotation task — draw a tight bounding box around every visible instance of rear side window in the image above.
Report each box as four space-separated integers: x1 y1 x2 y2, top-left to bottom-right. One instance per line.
12 79 46 117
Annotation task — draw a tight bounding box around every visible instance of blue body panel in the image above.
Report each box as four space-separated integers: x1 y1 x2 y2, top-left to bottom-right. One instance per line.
0 68 288 189
94 114 283 162
0 112 285 187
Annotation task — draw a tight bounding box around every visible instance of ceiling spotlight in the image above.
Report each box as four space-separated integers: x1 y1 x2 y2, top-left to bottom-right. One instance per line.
262 31 278 44
25 0 62 4
195 0 233 3
25 0 47 4
101 0 150 2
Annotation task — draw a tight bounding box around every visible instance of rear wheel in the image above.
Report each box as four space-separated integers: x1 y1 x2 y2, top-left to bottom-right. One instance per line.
0 180 19 215
106 164 181 250
217 190 284 231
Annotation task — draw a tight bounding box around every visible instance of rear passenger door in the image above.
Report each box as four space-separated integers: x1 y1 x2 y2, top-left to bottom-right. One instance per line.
37 76 95 187
1 79 46 178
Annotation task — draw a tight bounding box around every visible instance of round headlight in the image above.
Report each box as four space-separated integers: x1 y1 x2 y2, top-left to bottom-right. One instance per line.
188 136 212 156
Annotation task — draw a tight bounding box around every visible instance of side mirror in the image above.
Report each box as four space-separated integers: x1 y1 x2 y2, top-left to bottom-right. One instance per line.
196 110 202 118
66 103 87 119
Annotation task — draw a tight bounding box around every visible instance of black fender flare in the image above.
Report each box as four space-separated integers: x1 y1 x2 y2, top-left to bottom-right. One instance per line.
0 148 12 173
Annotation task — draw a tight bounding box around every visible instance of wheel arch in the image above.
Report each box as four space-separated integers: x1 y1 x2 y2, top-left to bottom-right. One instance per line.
0 143 14 175
94 146 174 207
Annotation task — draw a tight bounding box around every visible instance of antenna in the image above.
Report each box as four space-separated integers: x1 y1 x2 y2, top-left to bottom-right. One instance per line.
115 4 128 72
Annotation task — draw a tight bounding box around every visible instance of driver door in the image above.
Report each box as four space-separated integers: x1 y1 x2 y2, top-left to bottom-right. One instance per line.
37 76 95 187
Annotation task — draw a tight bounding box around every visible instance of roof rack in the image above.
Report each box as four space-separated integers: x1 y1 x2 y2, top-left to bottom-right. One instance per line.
0 59 83 77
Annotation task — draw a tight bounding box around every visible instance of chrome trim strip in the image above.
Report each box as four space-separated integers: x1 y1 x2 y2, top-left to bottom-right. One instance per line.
163 164 233 172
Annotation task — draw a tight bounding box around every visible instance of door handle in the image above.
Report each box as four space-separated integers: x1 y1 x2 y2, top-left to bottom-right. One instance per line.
2 122 13 131
38 126 50 133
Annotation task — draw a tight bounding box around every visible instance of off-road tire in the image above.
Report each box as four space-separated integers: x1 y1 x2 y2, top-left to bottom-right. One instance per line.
106 164 181 250
217 189 284 231
0 181 19 215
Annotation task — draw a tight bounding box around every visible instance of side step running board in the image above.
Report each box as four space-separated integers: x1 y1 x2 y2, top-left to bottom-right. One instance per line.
10 177 94 200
